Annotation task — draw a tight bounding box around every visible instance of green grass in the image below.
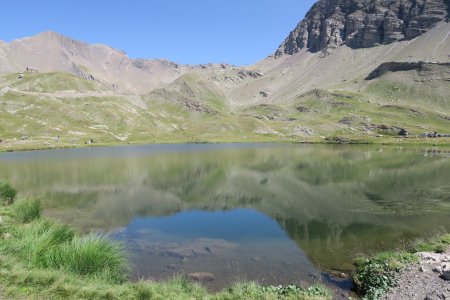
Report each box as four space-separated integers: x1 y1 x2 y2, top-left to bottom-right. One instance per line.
4 72 97 93
224 282 331 300
12 199 42 223
50 234 128 282
0 210 127 283
412 233 450 254
0 182 17 205
1 71 449 153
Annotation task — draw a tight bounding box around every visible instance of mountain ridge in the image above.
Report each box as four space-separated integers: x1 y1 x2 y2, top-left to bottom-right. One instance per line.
275 0 449 57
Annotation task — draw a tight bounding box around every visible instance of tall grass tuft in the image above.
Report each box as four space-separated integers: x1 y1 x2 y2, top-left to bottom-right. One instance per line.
48 233 128 283
0 182 17 205
1 216 127 283
4 218 75 266
13 199 42 223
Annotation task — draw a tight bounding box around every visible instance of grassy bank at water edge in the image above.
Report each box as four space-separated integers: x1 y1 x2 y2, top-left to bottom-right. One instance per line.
0 183 331 300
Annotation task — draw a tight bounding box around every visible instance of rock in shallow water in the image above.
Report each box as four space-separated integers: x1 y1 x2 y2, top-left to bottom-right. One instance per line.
187 272 216 282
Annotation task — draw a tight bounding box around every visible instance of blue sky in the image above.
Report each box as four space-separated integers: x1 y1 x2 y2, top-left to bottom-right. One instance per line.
0 0 316 65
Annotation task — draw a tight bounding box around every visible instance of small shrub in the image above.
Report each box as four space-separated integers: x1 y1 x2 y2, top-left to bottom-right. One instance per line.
352 252 417 300
0 182 17 205
13 199 42 223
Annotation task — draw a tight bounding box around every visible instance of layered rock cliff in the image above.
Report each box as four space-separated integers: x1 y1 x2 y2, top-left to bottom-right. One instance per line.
276 0 449 56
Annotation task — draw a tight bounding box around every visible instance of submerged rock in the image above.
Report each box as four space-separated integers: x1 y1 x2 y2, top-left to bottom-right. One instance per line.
164 238 239 258
187 272 216 282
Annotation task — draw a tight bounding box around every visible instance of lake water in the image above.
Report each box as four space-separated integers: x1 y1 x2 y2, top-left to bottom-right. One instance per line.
1 144 449 296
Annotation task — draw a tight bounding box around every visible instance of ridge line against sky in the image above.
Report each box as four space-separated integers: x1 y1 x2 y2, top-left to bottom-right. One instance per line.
0 0 316 65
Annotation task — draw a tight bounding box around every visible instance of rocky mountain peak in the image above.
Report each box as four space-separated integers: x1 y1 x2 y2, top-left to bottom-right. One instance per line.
275 0 449 57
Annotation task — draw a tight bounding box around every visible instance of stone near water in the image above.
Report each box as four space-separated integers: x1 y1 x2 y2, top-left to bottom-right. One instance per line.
419 252 443 262
164 238 239 258
166 247 195 258
442 263 450 281
181 257 189 263
187 272 216 282
432 266 442 273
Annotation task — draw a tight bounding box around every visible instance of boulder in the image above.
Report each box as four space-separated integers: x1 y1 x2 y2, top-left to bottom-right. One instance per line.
441 263 450 280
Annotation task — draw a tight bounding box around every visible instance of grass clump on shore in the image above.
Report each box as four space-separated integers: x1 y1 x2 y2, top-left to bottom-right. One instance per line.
412 233 450 253
13 199 42 223
1 201 128 283
0 182 17 205
52 234 128 282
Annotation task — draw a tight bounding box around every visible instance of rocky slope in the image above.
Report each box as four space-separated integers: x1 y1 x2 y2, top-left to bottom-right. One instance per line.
0 31 199 94
276 0 449 56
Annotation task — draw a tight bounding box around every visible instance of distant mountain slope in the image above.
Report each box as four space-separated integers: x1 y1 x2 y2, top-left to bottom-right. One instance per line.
245 21 450 107
0 31 195 94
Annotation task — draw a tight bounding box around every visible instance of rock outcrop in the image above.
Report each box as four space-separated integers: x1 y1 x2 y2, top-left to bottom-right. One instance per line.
276 0 449 56
365 61 450 80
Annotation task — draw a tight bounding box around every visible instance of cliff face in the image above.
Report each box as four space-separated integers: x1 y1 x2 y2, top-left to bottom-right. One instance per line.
276 0 449 56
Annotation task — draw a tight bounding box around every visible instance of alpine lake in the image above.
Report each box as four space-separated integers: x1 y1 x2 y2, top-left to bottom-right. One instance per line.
1 143 449 296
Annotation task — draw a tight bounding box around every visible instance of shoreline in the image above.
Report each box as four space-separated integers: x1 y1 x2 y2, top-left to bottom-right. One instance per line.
1 136 450 154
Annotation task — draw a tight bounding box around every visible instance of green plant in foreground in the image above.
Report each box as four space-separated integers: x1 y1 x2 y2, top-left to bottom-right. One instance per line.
224 282 331 299
0 211 128 283
0 182 17 205
352 252 418 300
13 199 42 223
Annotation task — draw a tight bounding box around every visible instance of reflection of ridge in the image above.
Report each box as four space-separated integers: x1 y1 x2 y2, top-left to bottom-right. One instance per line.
275 216 409 271
2 145 450 273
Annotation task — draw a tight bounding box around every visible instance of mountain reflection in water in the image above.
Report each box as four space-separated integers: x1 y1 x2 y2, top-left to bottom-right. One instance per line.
1 144 449 292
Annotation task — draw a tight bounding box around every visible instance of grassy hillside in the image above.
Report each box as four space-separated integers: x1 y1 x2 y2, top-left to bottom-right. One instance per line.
0 67 449 152
0 72 98 93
